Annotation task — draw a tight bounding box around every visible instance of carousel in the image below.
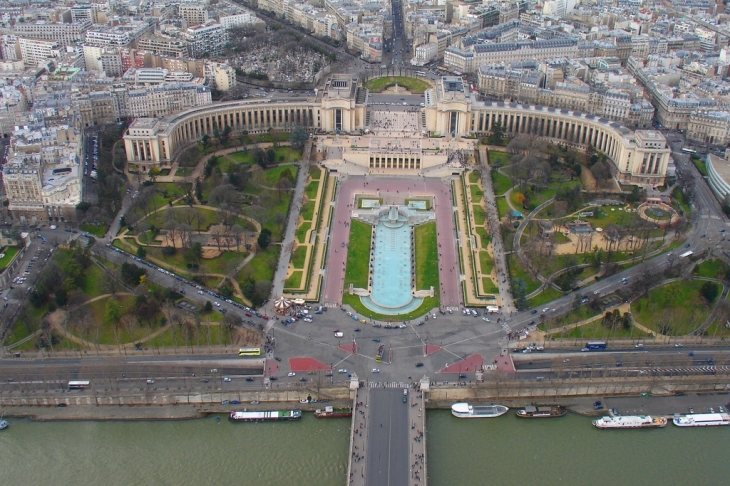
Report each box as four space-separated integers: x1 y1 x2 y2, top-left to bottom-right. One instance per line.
274 296 292 315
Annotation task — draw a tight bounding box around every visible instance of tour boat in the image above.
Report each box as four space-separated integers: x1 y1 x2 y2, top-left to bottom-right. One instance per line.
672 413 730 427
229 410 302 422
592 415 667 429
0 419 8 430
451 402 508 418
516 405 567 418
314 406 352 418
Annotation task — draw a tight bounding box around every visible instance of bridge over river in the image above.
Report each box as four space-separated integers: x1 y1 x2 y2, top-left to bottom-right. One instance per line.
347 380 427 486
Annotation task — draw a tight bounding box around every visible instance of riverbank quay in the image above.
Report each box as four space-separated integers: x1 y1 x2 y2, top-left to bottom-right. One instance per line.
1 375 729 421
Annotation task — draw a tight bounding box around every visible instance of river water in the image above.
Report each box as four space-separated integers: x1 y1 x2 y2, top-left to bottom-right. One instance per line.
1 411 728 485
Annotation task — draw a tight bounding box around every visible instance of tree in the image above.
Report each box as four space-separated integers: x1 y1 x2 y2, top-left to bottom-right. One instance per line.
136 246 147 258
148 166 161 183
121 262 147 286
700 281 720 303
257 228 272 249
488 121 504 145
204 301 213 312
290 125 308 149
104 299 122 326
590 161 611 186
184 242 203 267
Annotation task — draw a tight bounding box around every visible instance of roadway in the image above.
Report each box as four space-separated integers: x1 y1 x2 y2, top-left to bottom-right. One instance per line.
365 387 409 486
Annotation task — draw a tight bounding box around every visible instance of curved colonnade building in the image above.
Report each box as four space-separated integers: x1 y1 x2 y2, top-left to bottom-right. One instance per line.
124 74 671 185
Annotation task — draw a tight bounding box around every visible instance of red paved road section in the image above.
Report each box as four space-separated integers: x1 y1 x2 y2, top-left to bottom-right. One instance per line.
264 360 279 377
323 176 460 308
424 344 442 355
494 353 515 372
339 342 358 354
439 354 484 374
288 357 332 372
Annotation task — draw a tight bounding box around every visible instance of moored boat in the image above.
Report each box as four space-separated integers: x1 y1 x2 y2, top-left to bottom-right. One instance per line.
593 415 667 429
451 403 508 418
314 406 352 418
516 405 567 418
0 419 8 430
672 413 730 427
229 410 302 422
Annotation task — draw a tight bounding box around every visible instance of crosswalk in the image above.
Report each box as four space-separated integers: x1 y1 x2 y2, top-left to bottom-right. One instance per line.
635 366 728 374
501 323 511 333
369 381 410 388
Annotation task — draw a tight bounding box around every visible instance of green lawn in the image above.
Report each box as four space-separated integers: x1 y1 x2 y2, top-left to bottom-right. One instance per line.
631 280 715 336
481 277 499 294
581 206 643 228
342 293 439 322
80 223 109 238
472 204 486 225
364 76 432 93
301 201 315 221
694 259 729 279
469 184 484 201
285 271 303 289
290 245 307 269
305 180 320 200
491 170 512 196
526 286 564 308
468 171 481 183
488 151 510 166
0 246 19 270
175 168 194 177
563 319 650 340
414 222 439 292
262 163 298 185
539 306 601 333
478 251 493 274
146 322 234 348
344 220 372 288
671 187 691 217
691 156 708 176
296 222 311 243
228 151 254 165
475 227 490 247
157 183 191 199
237 246 280 284
309 166 322 180
496 197 511 218
507 254 541 295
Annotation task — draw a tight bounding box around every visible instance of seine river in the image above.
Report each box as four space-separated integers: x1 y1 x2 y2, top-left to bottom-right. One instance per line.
1 411 728 485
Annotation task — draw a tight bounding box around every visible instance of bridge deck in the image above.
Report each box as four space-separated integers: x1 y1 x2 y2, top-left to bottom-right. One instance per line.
346 383 427 486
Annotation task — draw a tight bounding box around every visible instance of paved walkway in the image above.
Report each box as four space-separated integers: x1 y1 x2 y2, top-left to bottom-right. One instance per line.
268 142 312 322
479 147 514 313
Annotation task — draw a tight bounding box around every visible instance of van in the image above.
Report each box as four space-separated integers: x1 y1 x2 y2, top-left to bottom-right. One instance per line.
403 388 408 396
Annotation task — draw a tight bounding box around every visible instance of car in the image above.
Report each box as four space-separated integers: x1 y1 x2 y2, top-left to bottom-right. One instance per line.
274 357 282 362
57 403 67 407
689 407 694 413
635 343 644 348
334 331 344 338
372 338 380 343
338 368 347 373
685 244 691 248
581 347 590 352
531 310 538 315
214 302 220 307
541 307 550 313
416 362 424 367
616 361 622 367
287 372 296 377
482 317 490 322
372 368 380 373
674 392 686 396
458 374 466 379
593 401 603 410
269 376 278 381
146 379 155 384
230 400 240 405
300 377 307 382
354 328 361 332
223 377 232 382
221 400 230 405
674 343 683 347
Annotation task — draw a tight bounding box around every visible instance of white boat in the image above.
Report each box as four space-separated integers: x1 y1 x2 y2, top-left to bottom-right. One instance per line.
593 415 667 429
672 413 730 427
451 403 508 418
0 419 8 430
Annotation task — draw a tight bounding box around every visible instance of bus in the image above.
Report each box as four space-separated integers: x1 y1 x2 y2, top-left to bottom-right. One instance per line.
486 305 500 313
585 341 607 350
681 148 697 154
68 380 90 390
238 347 261 357
680 250 693 258
415 71 426 77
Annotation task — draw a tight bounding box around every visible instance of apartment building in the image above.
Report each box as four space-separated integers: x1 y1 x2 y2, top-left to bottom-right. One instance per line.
445 39 579 73
179 4 209 26
18 37 60 67
687 111 730 145
204 61 237 92
137 36 188 58
13 20 91 45
185 22 227 58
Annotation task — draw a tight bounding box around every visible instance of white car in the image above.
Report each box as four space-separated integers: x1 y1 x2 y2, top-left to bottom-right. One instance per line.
482 317 490 322
214 302 221 307
674 343 683 347
338 368 347 373
287 372 296 377
334 331 344 338
223 377 232 382
635 343 644 348
372 368 380 373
